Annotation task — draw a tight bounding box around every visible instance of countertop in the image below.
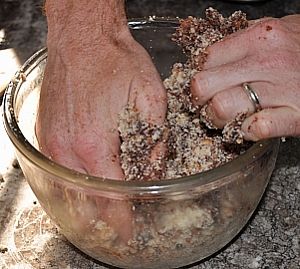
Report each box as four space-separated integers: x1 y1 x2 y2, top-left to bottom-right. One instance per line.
0 0 299 268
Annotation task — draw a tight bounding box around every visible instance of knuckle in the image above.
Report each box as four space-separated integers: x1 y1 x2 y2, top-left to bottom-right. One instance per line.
266 50 296 70
45 135 67 157
254 18 288 43
73 135 99 159
262 18 284 31
210 94 228 121
275 51 297 69
73 133 114 162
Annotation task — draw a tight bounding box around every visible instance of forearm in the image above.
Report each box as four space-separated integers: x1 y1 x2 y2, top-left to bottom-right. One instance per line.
45 0 128 47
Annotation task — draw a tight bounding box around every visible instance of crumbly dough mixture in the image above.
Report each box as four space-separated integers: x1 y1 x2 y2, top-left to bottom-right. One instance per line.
119 8 250 181
70 9 255 266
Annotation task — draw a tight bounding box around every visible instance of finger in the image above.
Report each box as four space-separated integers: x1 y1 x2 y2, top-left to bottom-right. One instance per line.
98 198 133 243
204 17 273 70
203 17 294 71
148 140 167 180
63 188 99 232
128 74 167 179
73 132 124 179
191 46 298 107
242 107 300 141
204 85 255 128
129 72 167 125
73 133 133 242
150 141 167 162
205 81 294 128
204 31 251 70
191 56 270 106
136 77 168 176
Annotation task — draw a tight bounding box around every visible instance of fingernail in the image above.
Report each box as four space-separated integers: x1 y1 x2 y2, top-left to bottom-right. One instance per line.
191 76 202 105
205 103 225 129
200 103 218 129
206 103 215 119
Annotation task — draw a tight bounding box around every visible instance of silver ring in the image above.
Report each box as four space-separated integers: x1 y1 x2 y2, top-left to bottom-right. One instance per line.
242 83 262 112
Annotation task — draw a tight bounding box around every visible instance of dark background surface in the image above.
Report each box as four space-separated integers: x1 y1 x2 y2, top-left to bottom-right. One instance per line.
1 0 300 61
0 0 299 268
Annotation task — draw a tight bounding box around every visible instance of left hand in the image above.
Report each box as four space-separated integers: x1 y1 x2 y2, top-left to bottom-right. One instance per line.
191 15 300 141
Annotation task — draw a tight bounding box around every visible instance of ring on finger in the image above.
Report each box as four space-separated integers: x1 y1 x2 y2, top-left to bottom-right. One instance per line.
242 83 262 112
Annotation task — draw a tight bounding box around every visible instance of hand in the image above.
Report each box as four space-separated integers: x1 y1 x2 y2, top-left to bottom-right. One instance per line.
191 15 300 141
36 34 166 179
36 0 167 242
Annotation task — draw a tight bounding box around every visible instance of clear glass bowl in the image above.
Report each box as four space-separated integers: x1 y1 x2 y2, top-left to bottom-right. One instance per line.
2 19 279 269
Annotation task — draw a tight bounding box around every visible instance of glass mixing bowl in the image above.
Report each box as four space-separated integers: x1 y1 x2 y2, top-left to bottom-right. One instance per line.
2 19 279 269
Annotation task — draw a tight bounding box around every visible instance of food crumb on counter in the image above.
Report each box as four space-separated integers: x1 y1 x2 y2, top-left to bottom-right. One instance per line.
0 246 8 253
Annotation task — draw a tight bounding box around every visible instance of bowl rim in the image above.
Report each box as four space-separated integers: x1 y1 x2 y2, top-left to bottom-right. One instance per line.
2 19 279 195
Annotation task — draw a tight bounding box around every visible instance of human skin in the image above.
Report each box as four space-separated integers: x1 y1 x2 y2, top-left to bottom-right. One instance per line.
36 0 167 242
191 15 300 141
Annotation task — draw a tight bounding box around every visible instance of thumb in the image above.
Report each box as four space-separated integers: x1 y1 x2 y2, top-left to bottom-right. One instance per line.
129 73 167 126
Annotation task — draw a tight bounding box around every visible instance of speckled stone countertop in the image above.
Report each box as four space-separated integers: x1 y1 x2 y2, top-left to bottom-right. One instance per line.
0 0 299 268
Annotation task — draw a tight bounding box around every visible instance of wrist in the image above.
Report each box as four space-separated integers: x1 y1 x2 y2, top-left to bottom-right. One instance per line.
45 0 129 47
